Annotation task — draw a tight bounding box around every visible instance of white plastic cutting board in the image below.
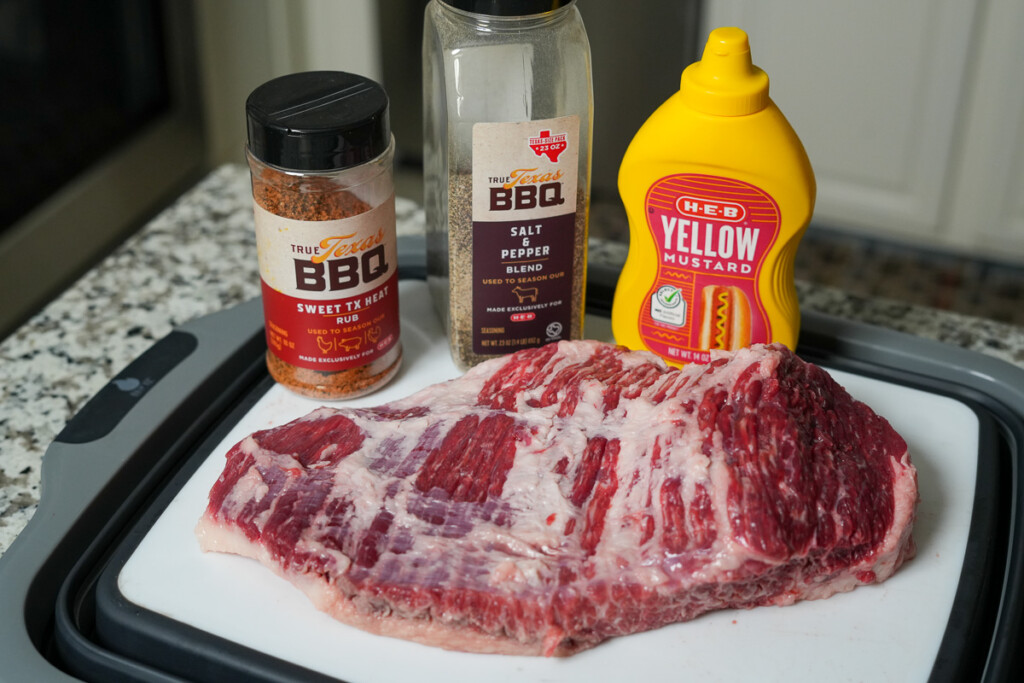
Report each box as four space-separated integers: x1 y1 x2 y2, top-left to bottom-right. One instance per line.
119 280 979 683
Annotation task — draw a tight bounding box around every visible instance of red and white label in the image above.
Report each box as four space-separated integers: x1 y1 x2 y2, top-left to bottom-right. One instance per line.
637 174 780 365
253 197 400 371
675 196 747 222
528 129 568 163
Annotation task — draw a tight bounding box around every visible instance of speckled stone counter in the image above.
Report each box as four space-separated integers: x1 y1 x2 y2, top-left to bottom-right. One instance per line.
3 163 1024 557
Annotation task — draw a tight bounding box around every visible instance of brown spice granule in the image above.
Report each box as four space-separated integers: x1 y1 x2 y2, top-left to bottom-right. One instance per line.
251 166 401 400
265 350 401 400
252 169 372 220
446 172 588 369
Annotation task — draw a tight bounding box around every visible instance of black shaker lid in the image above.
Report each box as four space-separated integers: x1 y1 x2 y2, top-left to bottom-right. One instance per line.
439 0 575 16
246 71 390 172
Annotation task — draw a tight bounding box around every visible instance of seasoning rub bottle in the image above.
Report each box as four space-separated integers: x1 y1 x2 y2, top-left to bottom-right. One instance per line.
423 0 593 370
246 71 402 399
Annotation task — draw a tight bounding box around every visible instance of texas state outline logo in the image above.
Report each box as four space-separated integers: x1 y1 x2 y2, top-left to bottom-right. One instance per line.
528 129 568 163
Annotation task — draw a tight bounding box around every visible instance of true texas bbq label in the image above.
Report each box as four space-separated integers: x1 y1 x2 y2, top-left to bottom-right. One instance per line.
254 198 400 372
470 116 580 355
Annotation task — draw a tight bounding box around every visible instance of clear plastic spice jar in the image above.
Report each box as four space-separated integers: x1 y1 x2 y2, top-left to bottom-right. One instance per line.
423 0 594 370
246 71 402 400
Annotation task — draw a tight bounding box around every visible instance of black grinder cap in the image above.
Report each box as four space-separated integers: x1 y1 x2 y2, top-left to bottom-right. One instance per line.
246 71 391 172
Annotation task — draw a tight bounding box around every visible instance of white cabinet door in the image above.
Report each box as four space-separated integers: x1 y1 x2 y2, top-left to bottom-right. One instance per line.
701 0 980 242
944 0 1024 260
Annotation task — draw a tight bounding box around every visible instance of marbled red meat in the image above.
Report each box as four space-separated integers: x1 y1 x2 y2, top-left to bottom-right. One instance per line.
196 341 917 656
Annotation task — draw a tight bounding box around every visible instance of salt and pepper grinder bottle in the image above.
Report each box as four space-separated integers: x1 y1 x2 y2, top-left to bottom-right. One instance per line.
422 0 594 370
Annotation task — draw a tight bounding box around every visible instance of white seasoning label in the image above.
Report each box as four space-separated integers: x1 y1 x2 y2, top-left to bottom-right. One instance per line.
471 118 580 222
468 116 582 355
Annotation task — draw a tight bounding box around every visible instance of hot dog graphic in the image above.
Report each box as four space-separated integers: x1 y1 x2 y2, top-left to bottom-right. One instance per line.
697 285 752 351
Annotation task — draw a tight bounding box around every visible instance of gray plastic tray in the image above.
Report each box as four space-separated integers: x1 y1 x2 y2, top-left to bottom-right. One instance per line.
0 243 1020 682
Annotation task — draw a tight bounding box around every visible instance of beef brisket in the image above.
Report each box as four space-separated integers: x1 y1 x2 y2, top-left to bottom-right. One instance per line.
196 341 917 656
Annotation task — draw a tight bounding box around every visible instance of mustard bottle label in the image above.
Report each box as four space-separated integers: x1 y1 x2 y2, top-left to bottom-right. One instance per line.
637 173 780 365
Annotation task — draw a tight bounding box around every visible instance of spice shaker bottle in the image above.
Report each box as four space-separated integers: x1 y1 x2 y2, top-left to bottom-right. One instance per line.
423 0 593 370
246 71 402 400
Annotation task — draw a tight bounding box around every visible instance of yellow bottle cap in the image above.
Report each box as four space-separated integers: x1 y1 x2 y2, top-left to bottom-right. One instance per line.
681 27 769 116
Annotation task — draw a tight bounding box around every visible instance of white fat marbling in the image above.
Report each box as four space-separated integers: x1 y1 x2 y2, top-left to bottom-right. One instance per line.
2 164 1023 558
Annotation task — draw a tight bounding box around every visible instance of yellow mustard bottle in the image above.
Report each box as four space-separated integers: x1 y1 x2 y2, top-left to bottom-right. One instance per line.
613 27 815 366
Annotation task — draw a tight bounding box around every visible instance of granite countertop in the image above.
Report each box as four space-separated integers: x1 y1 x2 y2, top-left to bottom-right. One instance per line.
3 163 1024 558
